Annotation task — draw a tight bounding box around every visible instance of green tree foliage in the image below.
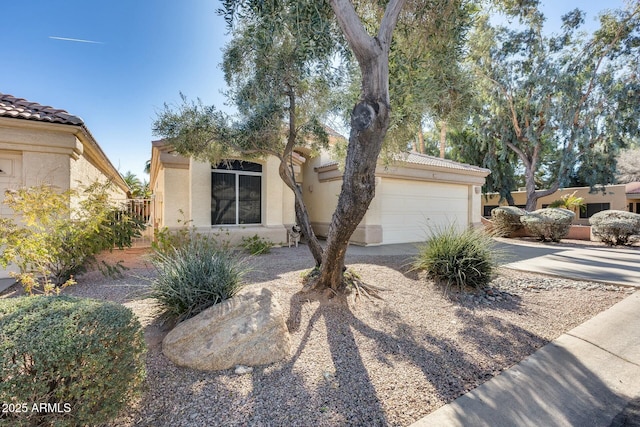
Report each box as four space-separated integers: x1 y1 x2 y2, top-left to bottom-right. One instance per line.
155 1 475 291
121 170 151 198
154 1 346 266
458 2 640 210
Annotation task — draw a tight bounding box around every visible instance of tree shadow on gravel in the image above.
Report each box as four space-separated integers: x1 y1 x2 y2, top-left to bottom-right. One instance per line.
280 288 551 425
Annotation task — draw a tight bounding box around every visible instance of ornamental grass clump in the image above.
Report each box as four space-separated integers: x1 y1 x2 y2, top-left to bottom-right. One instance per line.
0 296 146 427
490 206 527 237
151 237 251 322
590 210 640 246
520 208 574 242
413 226 499 291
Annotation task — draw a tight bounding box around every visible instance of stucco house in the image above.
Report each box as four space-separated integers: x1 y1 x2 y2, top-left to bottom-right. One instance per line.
0 93 129 279
481 183 640 225
149 133 490 246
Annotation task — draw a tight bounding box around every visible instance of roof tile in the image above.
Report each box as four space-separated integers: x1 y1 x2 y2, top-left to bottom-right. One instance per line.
0 92 84 125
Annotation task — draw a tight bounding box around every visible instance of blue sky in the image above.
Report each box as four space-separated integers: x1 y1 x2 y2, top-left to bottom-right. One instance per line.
1 0 625 179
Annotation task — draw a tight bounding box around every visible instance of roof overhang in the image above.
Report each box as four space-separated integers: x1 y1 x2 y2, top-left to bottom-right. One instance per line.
0 117 129 193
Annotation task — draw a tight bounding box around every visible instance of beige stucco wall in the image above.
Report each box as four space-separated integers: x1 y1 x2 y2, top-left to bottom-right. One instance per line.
304 151 488 245
482 184 630 225
151 146 293 246
0 118 128 280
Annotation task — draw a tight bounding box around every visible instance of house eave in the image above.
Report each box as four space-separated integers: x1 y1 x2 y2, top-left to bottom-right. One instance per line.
316 160 490 185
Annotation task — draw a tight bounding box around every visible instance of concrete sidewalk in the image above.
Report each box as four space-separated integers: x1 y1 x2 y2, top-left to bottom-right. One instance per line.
495 239 640 287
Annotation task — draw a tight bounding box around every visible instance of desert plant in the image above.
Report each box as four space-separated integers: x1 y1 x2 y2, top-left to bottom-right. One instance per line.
151 237 250 321
0 296 146 427
548 191 586 214
241 234 274 255
412 226 499 291
590 210 640 246
490 206 527 237
0 183 145 294
520 208 574 242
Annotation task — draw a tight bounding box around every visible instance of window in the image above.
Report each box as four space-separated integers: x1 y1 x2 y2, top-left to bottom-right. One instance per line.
211 160 262 225
483 205 499 217
580 202 610 219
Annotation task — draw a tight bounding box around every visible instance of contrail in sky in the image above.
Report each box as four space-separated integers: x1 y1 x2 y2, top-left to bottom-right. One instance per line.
49 36 104 44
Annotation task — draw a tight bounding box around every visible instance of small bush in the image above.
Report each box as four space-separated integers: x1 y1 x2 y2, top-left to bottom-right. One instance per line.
0 296 146 427
0 183 145 294
590 210 640 246
490 206 527 237
520 208 574 242
413 226 499 291
241 234 274 255
151 237 250 321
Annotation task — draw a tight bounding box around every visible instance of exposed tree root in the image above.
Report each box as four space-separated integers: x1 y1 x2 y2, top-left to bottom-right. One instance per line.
300 267 387 303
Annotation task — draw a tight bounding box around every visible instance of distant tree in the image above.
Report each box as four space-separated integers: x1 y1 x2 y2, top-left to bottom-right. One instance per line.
464 2 640 210
616 148 640 183
121 171 150 199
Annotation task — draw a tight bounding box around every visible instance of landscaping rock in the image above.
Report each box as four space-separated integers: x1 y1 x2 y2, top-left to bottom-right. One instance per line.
162 288 291 371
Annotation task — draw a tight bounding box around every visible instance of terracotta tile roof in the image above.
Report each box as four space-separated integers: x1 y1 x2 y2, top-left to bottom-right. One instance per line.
0 93 84 125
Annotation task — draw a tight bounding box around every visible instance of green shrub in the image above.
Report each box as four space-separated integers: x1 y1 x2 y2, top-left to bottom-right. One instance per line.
590 210 640 246
490 206 527 237
520 208 574 242
0 183 145 294
241 234 274 255
0 296 146 427
151 237 250 321
412 226 499 291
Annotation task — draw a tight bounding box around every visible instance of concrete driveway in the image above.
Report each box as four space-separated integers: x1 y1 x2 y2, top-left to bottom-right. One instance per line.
495 239 640 287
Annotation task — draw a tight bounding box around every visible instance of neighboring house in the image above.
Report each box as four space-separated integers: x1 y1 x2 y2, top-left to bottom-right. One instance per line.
481 183 640 225
0 93 129 279
149 133 490 246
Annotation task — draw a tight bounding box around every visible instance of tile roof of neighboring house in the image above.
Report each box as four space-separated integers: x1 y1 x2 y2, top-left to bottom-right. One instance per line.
397 152 490 173
321 151 490 174
626 182 640 194
0 93 84 126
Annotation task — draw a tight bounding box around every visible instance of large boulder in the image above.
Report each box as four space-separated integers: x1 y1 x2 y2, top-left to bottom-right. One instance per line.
162 288 291 371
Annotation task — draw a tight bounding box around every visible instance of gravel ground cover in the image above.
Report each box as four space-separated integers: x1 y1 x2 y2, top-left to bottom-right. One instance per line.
1 245 633 426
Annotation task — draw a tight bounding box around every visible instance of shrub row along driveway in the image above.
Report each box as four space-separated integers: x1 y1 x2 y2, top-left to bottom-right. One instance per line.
493 238 640 287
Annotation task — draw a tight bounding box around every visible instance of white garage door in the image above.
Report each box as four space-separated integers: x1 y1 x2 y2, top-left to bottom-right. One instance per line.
380 179 468 244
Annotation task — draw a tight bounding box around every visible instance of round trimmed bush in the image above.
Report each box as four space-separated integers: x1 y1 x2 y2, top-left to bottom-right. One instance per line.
590 210 640 246
413 226 499 291
0 296 146 427
490 206 527 237
520 208 574 242
151 237 250 322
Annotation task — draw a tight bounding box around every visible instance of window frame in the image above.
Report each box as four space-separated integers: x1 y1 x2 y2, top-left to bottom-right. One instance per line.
211 162 262 226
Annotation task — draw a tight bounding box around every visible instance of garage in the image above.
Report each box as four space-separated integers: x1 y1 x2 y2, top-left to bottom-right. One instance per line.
380 179 469 244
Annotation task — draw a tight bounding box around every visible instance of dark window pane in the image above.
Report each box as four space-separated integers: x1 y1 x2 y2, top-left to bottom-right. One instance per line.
581 202 610 219
484 205 498 217
212 173 236 225
238 175 261 224
213 160 262 172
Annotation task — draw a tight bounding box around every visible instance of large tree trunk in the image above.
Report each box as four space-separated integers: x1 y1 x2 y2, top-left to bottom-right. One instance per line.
312 0 405 291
